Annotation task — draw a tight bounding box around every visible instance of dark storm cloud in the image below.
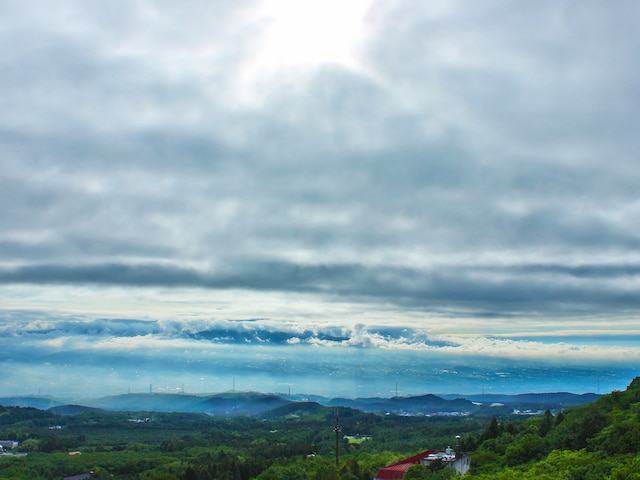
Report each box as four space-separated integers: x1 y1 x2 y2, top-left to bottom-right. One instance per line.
2 259 639 315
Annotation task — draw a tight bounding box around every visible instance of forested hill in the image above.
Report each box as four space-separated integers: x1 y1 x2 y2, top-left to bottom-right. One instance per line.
466 376 640 479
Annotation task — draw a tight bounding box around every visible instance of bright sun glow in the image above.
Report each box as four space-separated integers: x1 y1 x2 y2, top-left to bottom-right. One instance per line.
257 0 372 68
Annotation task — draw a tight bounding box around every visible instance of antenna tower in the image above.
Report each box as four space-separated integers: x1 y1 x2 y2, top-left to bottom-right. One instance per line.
334 409 341 467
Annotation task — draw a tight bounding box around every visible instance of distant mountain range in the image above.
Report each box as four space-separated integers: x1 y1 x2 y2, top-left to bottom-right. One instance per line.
0 390 600 417
441 392 601 410
327 393 476 415
0 396 62 410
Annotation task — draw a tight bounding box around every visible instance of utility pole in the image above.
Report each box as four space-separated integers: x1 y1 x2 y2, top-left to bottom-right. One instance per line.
334 409 341 468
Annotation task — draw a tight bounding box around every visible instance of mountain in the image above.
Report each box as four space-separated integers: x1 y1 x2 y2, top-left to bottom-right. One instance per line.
260 401 327 420
0 396 62 409
80 392 290 416
328 394 477 415
0 390 601 417
86 393 207 412
196 392 289 416
48 404 103 415
441 391 600 410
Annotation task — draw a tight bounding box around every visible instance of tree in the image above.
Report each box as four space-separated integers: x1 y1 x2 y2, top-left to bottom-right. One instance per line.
404 464 428 479
480 417 500 442
539 410 553 437
426 458 445 474
504 434 546 466
610 454 640 479
184 466 197 480
340 456 360 478
310 463 340 480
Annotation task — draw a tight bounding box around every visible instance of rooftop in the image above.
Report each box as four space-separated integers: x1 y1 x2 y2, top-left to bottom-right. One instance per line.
374 450 438 479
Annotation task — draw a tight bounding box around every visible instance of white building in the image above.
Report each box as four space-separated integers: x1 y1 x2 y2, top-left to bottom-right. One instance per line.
420 447 471 475
0 441 18 450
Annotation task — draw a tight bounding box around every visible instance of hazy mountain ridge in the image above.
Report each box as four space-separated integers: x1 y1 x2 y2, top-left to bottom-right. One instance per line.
48 404 101 416
81 392 289 416
328 393 478 414
0 390 600 417
441 391 601 409
0 396 62 410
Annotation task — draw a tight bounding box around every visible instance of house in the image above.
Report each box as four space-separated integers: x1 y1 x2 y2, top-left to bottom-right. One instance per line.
421 447 471 475
374 450 437 479
0 440 18 450
374 447 470 479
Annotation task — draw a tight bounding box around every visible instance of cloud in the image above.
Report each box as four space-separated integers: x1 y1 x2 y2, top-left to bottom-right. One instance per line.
429 334 640 362
1 310 638 396
1 260 640 317
2 1 640 396
3 313 639 362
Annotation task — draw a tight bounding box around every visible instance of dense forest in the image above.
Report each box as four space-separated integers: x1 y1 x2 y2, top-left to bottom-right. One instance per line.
463 376 640 479
1 378 640 479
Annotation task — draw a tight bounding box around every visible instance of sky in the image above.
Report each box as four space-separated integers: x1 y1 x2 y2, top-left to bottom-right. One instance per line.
1 0 640 398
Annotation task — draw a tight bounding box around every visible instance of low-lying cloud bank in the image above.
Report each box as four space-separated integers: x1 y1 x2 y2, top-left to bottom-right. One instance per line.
3 313 639 363
1 312 636 398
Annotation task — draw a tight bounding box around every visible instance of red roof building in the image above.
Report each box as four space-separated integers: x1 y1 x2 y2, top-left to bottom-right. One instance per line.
374 448 471 479
374 450 438 479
